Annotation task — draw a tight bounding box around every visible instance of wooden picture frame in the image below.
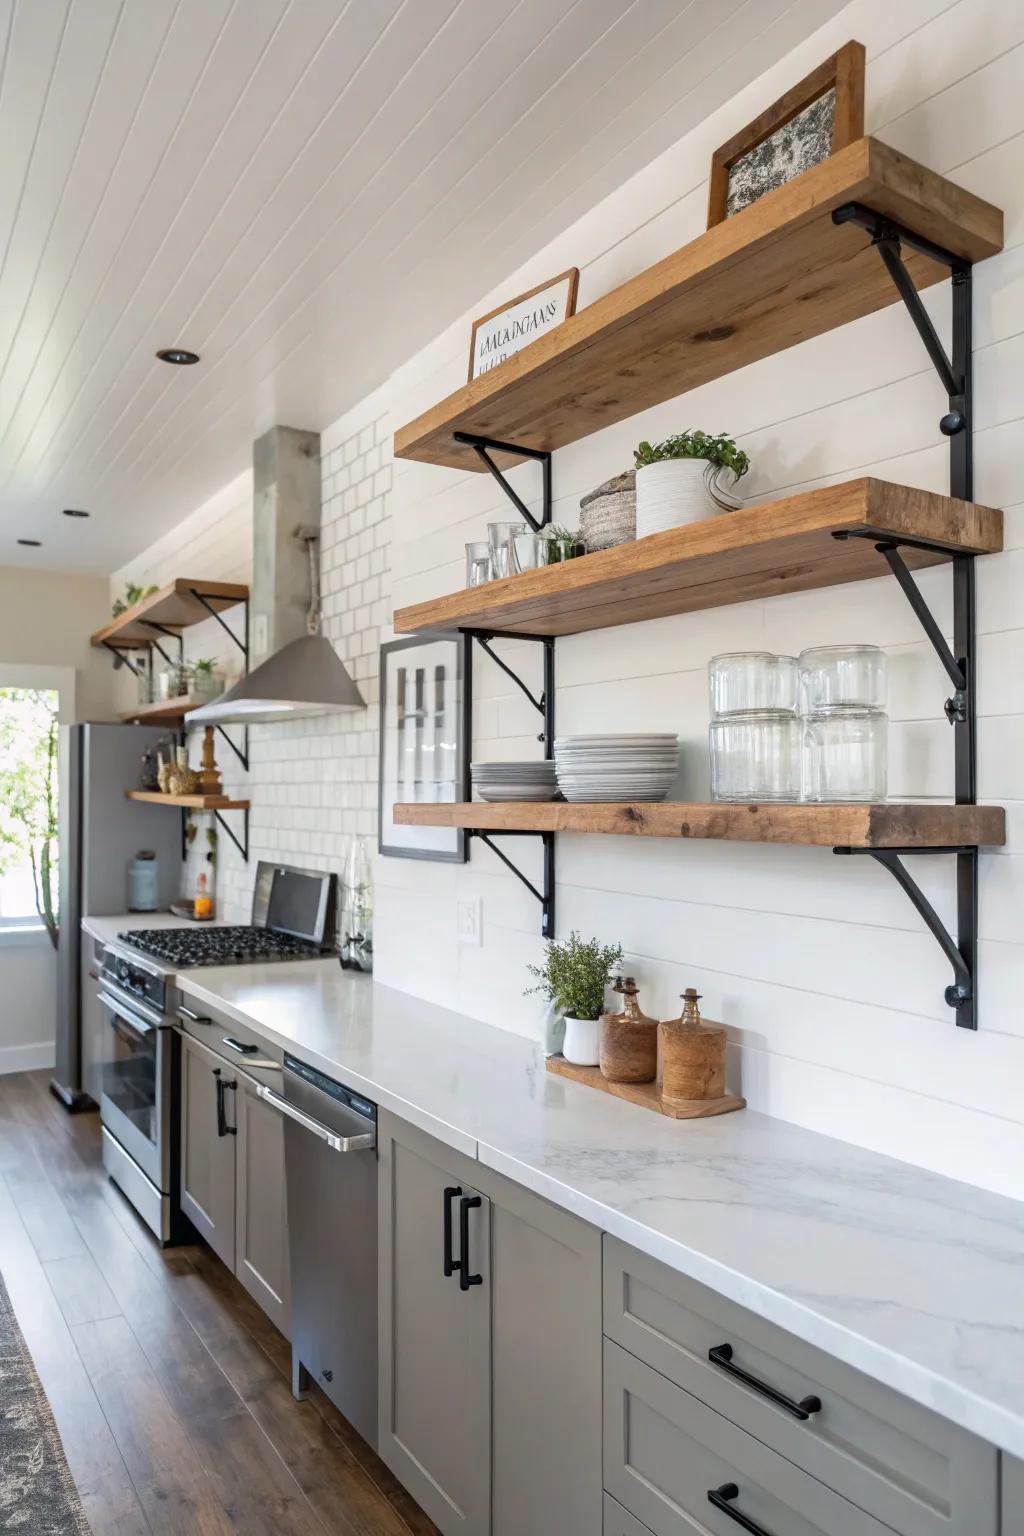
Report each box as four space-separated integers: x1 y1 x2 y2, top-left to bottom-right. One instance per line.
468 268 579 381
707 40 865 228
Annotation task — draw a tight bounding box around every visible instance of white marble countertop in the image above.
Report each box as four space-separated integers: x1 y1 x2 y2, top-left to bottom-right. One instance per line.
168 956 1024 1460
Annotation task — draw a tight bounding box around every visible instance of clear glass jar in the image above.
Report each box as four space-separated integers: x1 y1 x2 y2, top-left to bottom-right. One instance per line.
709 652 798 716
487 521 528 579
799 644 887 712
802 707 888 802
710 710 801 801
465 540 493 587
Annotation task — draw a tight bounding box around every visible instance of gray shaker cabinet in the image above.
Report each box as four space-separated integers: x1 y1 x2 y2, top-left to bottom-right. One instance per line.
378 1112 602 1536
378 1113 491 1536
1005 1457 1024 1534
180 1030 237 1270
235 1072 291 1337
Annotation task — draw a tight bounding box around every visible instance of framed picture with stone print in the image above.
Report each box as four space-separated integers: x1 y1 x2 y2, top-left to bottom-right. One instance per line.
378 633 468 862
707 40 865 227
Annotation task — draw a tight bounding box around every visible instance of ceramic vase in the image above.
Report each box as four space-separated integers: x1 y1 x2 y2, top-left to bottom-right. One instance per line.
562 1015 601 1066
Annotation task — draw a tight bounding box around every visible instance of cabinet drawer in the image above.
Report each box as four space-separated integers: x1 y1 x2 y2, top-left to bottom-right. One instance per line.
176 994 283 1070
605 1339 894 1536
605 1493 655 1535
604 1237 996 1535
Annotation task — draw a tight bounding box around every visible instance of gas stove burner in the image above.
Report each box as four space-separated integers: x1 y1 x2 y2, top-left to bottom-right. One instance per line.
118 925 326 967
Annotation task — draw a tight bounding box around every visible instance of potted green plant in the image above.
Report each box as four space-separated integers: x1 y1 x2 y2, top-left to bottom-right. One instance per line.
543 524 587 564
633 430 750 535
525 929 623 1065
190 656 223 704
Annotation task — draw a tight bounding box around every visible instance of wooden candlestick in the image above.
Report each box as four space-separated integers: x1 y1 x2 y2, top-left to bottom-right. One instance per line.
197 726 222 794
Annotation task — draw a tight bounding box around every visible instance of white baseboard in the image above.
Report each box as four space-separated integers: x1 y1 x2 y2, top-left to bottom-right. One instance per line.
0 1040 56 1076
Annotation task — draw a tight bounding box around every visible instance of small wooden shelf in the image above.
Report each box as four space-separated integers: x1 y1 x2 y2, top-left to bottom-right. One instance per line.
394 139 1002 471
394 479 1001 638
92 579 248 648
125 791 250 811
393 800 1005 849
545 1056 745 1120
119 695 206 726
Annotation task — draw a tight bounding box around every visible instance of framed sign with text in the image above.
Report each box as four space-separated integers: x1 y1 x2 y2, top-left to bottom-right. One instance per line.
468 268 579 380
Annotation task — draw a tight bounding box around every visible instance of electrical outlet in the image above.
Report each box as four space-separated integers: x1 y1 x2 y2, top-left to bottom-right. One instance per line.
457 898 482 946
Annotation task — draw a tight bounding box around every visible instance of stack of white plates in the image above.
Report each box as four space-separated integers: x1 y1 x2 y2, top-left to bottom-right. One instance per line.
553 734 679 802
471 760 558 802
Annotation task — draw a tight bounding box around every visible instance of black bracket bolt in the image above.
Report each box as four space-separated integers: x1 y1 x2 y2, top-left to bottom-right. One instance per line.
944 691 968 724
940 410 967 437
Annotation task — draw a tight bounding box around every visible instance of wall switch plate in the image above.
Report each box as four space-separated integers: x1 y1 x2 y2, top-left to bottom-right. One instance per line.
457 898 482 946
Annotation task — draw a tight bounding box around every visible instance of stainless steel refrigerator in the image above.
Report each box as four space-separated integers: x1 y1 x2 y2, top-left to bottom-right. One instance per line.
53 723 182 1109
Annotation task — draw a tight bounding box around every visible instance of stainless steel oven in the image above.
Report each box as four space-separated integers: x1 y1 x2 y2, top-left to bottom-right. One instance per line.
97 947 177 1243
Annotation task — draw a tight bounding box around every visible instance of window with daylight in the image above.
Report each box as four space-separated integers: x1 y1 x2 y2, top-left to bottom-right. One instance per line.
0 688 59 944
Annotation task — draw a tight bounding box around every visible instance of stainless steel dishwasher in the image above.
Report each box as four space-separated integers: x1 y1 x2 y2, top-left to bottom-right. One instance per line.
258 1052 378 1447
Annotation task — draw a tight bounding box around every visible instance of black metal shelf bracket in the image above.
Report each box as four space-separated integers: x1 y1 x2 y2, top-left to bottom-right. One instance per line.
214 806 249 862
830 202 979 1027
453 431 552 531
469 829 555 938
215 724 250 772
101 639 146 678
139 620 183 670
188 589 249 662
833 846 976 1028
459 528 556 935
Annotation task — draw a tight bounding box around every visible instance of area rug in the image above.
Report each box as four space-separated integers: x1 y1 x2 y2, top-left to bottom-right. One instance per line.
0 1272 91 1533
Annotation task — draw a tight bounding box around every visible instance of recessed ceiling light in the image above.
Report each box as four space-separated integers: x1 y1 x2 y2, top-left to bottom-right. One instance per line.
156 347 200 365
62 508 90 518
17 538 41 547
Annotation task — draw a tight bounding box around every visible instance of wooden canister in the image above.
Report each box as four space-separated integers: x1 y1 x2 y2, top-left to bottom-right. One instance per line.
600 977 658 1084
660 989 726 1103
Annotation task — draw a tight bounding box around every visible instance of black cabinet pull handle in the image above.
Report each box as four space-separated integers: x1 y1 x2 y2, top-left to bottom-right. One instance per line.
443 1186 462 1278
215 1074 238 1137
708 1344 821 1420
222 1036 258 1055
458 1194 483 1292
179 1005 211 1024
707 1483 776 1535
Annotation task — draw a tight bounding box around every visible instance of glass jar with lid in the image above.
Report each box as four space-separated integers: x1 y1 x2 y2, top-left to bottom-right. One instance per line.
802 707 887 802
710 710 801 801
799 644 887 713
709 652 798 716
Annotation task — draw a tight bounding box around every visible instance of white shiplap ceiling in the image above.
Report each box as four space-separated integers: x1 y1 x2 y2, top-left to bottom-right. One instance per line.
0 0 843 573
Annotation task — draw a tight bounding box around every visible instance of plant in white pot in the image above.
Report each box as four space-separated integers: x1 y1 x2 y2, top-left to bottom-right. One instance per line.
633 430 750 537
525 930 624 1066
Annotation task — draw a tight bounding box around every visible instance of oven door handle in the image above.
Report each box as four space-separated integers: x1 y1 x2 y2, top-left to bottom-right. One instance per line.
255 1084 375 1153
97 990 157 1037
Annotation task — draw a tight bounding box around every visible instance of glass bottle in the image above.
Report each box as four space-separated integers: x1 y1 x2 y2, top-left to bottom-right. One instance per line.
340 837 374 972
194 870 214 921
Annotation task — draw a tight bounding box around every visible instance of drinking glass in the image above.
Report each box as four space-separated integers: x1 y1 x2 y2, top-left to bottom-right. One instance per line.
709 710 801 801
511 531 547 572
465 541 493 588
802 708 887 802
487 522 528 579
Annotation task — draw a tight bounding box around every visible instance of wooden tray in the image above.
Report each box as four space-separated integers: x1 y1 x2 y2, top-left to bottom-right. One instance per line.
545 1055 745 1119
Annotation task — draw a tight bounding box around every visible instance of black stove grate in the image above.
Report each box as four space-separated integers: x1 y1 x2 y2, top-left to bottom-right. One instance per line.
118 925 326 967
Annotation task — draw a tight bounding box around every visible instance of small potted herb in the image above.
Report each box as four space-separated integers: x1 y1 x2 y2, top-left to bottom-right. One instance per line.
633 430 750 535
190 656 223 704
543 524 587 564
526 929 623 1065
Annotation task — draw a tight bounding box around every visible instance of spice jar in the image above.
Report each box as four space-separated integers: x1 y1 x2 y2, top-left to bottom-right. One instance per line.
659 988 727 1105
600 977 658 1084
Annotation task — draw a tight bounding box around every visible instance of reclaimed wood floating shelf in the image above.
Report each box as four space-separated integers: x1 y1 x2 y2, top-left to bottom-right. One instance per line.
545 1056 745 1120
118 695 206 725
125 791 250 811
393 800 1006 850
394 479 1002 638
92 579 249 648
394 138 1002 471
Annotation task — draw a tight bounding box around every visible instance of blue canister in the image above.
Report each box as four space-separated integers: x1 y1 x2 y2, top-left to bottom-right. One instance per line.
128 851 159 912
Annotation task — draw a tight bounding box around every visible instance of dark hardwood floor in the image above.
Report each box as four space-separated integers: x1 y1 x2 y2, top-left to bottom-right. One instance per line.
0 1070 438 1536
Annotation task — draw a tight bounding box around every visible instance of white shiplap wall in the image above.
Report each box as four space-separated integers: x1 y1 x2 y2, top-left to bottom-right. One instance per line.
376 0 1024 1200
116 0 1024 1200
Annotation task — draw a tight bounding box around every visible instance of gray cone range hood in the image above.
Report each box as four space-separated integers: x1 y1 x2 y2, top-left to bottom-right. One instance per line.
189 424 364 725
187 633 364 724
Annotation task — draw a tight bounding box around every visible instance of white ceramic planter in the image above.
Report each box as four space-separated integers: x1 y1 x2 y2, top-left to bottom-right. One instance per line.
635 458 741 537
562 1015 601 1066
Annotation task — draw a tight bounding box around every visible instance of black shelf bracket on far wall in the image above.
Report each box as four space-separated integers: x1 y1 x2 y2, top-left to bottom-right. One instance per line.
461 623 556 938
830 202 978 1028
453 431 552 531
